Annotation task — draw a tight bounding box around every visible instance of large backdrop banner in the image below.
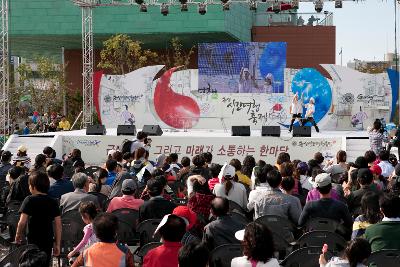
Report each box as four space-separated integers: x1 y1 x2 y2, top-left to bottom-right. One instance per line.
61 135 344 166
94 42 394 131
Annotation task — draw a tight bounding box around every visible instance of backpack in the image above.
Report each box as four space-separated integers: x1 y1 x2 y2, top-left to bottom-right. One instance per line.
121 139 133 154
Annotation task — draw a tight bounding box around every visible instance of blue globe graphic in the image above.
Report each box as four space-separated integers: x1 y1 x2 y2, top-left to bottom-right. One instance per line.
291 68 332 123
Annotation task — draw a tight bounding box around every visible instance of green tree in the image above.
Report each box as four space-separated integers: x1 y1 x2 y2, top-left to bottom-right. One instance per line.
160 37 195 70
98 34 158 74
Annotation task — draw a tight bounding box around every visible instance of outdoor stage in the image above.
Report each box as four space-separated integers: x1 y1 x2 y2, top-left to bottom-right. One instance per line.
2 128 372 166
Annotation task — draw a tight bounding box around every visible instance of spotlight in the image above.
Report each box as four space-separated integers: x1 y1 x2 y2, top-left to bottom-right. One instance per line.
249 0 257 11
135 0 144 4
291 0 299 9
222 2 230 11
261 0 266 2
181 3 188 11
272 0 281 13
314 0 323 13
198 3 207 15
335 0 342 8
139 3 147 12
161 3 169 16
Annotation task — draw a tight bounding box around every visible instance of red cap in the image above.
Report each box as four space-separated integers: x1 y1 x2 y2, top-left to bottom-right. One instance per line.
370 165 382 176
172 206 197 230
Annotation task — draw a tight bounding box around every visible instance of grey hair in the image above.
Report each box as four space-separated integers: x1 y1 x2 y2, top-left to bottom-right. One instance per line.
72 172 88 189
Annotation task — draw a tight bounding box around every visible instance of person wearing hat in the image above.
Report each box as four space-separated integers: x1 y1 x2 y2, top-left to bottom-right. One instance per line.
172 206 200 245
370 164 384 190
299 173 353 232
12 145 31 169
106 179 144 213
139 178 176 222
344 168 380 216
213 163 247 209
143 214 186 267
301 97 319 133
0 151 13 189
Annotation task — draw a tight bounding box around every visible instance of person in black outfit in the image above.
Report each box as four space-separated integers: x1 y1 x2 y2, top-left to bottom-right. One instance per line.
15 171 61 266
187 154 211 181
7 167 30 205
139 178 176 222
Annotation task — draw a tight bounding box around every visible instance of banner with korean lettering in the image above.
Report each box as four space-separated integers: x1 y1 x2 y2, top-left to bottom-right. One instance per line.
60 135 344 166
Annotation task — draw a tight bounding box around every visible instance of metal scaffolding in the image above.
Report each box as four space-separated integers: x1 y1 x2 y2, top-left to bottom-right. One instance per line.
0 0 9 143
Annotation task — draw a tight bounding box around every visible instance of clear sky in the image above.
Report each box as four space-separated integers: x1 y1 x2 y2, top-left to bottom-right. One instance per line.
298 0 397 65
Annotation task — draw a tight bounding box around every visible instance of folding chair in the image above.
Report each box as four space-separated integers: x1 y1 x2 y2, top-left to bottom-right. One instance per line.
367 249 400 267
255 214 297 242
280 246 334 267
297 230 347 254
136 219 161 247
112 208 140 245
209 244 242 267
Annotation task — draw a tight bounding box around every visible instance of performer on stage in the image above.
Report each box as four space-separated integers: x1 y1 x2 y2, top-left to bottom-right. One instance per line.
302 97 319 133
289 92 303 132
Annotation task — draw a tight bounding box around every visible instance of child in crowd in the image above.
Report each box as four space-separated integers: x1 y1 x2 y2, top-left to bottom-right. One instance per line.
67 201 99 259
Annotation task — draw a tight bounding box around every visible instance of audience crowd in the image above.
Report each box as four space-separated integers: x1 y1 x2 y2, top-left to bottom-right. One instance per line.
0 130 400 267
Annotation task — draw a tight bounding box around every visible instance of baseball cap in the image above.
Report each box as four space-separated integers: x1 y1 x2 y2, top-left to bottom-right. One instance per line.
369 165 382 176
357 168 373 180
154 214 188 236
297 162 309 173
121 179 137 193
17 145 27 153
235 229 245 241
218 163 236 181
314 173 331 188
172 206 197 230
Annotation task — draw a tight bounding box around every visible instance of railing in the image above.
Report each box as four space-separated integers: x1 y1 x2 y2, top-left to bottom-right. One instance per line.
254 11 334 27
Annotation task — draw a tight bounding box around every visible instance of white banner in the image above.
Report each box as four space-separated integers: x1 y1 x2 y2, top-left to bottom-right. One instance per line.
61 135 344 166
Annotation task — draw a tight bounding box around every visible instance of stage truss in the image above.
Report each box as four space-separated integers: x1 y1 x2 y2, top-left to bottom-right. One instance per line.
0 0 8 145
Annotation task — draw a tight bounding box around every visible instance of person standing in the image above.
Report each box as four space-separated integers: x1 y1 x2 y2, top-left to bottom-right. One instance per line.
58 116 71 131
302 97 319 133
289 93 303 133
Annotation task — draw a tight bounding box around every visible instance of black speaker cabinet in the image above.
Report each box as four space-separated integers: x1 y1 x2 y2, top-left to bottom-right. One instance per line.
86 125 106 135
142 125 163 136
231 126 251 136
117 125 136 136
262 126 281 137
293 126 311 137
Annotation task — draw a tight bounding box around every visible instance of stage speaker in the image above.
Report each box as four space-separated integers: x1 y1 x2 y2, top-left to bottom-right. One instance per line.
142 125 163 136
117 125 136 136
293 126 311 137
86 124 106 135
262 126 281 137
231 126 251 136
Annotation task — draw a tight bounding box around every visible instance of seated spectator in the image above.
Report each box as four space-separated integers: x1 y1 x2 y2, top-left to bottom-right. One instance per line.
141 174 172 201
208 163 222 191
68 201 98 259
213 164 248 209
173 206 201 244
352 192 381 239
296 161 313 191
60 173 99 214
30 154 47 174
203 197 246 251
58 115 71 131
187 154 211 180
298 173 353 230
230 158 250 187
203 152 213 168
19 247 48 267
63 149 85 179
378 150 394 178
354 156 369 169
188 180 215 223
71 213 134 267
276 152 290 173
281 176 296 195
178 241 209 267
143 214 186 267
12 145 31 169
319 238 371 267
364 150 377 167
177 156 191 182
43 146 62 165
250 163 273 190
47 164 74 199
370 164 384 190
15 171 61 266
0 150 13 189
306 170 341 203
139 178 176 222
248 169 301 226
344 168 380 216
88 168 111 196
324 150 348 182
107 179 144 212
364 193 400 251
232 222 279 267
314 152 325 169
241 155 256 186
7 166 30 204
105 159 119 186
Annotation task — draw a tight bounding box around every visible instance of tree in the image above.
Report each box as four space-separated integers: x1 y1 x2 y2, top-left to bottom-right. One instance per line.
98 34 158 74
160 37 195 70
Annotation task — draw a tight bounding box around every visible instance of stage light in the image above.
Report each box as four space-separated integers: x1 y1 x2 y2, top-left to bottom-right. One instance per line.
180 3 188 11
314 0 323 13
139 3 147 12
261 0 266 2
249 0 257 11
222 2 230 11
272 0 281 13
291 0 299 9
135 0 144 4
161 3 169 16
335 0 342 8
198 3 207 15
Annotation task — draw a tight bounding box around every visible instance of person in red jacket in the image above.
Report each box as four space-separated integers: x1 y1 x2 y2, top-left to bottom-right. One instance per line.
143 214 187 267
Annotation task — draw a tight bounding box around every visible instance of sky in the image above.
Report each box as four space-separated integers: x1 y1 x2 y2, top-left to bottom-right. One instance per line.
298 0 398 65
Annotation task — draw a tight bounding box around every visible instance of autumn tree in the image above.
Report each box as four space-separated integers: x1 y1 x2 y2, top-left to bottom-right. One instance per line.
160 37 195 70
98 34 158 74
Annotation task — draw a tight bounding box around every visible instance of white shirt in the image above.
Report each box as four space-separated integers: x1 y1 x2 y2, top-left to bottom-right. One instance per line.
299 175 313 191
231 256 280 267
213 181 248 209
247 183 270 211
378 160 394 178
305 103 315 117
291 99 303 114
